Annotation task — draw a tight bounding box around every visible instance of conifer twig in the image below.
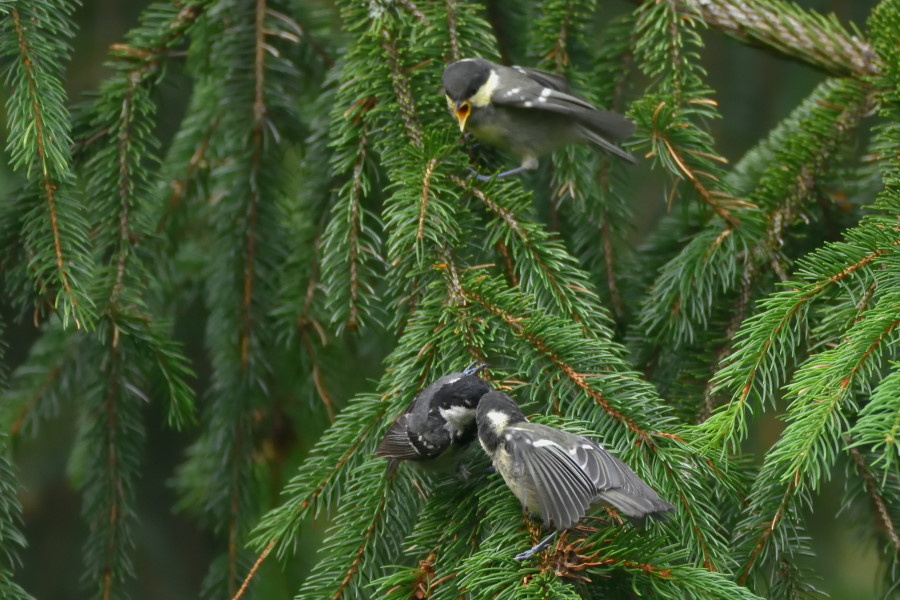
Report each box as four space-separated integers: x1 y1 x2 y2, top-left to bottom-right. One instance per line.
632 0 881 78
463 286 653 441
381 35 422 147
231 539 275 600
336 123 371 331
845 439 900 557
11 8 80 328
444 0 461 61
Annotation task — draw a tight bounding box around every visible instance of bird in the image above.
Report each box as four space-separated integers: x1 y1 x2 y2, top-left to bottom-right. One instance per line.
375 362 493 477
441 57 636 181
475 390 674 560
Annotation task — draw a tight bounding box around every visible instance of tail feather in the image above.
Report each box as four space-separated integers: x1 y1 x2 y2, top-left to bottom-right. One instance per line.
577 123 636 164
582 109 635 140
598 489 675 522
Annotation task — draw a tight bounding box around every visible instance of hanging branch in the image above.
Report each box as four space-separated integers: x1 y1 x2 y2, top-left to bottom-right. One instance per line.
1 1 94 328
629 0 881 78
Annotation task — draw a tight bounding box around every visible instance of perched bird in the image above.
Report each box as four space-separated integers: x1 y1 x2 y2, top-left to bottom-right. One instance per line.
375 362 493 476
476 391 674 560
441 57 635 180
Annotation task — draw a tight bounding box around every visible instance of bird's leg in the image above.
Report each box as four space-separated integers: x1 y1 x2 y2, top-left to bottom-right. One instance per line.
465 156 538 181
515 531 557 561
465 166 494 182
497 156 539 179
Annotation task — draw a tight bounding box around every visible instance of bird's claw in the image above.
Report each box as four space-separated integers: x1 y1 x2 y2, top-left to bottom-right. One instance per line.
463 361 488 376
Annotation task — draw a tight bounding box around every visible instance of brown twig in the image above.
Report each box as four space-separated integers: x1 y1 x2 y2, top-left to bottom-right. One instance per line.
230 539 276 600
846 438 900 557
418 158 439 240
444 0 461 61
12 9 80 327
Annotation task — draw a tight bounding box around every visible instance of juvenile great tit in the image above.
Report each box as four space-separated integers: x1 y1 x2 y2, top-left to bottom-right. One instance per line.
476 391 674 560
375 362 492 476
441 57 636 180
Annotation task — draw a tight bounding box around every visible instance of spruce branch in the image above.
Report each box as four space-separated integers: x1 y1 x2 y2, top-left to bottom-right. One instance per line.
851 365 900 477
699 230 899 454
465 283 651 440
630 0 881 78
1 324 81 437
155 111 218 234
845 440 900 560
2 2 94 328
633 1 748 225
697 78 874 417
0 446 33 600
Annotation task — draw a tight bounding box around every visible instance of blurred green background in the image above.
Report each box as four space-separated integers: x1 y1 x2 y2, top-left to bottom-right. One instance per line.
1 0 883 598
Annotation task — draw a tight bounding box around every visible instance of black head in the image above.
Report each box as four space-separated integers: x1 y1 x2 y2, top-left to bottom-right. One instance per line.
432 374 493 411
442 58 493 101
476 390 527 453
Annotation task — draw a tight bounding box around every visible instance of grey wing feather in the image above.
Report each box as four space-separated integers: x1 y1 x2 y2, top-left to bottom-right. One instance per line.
514 66 571 93
493 69 633 136
374 414 420 459
508 429 595 530
576 125 637 163
577 437 675 518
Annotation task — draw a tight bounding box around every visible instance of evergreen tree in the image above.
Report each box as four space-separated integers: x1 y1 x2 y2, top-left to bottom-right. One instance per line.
0 0 898 599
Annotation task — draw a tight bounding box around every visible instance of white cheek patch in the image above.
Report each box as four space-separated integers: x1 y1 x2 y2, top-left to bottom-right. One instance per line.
485 409 510 432
439 405 475 433
470 70 500 107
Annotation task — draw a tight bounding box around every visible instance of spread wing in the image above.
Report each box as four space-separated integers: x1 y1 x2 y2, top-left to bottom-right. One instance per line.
505 427 596 530
575 436 675 519
491 66 635 142
506 425 674 527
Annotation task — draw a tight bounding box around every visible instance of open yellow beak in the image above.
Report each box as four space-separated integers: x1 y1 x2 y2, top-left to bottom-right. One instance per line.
453 101 471 132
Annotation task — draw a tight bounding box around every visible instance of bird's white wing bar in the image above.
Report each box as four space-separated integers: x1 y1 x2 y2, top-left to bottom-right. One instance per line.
506 427 595 530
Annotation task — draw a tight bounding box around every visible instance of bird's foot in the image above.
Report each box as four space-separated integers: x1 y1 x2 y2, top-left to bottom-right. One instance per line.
514 532 557 561
484 465 496 475
462 361 488 376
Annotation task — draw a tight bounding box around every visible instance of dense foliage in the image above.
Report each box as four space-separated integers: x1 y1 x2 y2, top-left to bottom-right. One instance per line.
0 1 898 599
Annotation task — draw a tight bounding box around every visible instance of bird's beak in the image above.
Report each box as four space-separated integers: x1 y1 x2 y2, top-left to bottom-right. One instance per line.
453 101 471 132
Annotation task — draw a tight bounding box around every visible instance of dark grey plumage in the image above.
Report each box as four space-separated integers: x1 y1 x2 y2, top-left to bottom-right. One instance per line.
442 57 635 179
476 390 673 559
375 363 492 474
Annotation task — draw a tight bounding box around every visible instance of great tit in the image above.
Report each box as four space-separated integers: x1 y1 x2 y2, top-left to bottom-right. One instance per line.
375 362 493 476
476 390 674 560
441 57 636 180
